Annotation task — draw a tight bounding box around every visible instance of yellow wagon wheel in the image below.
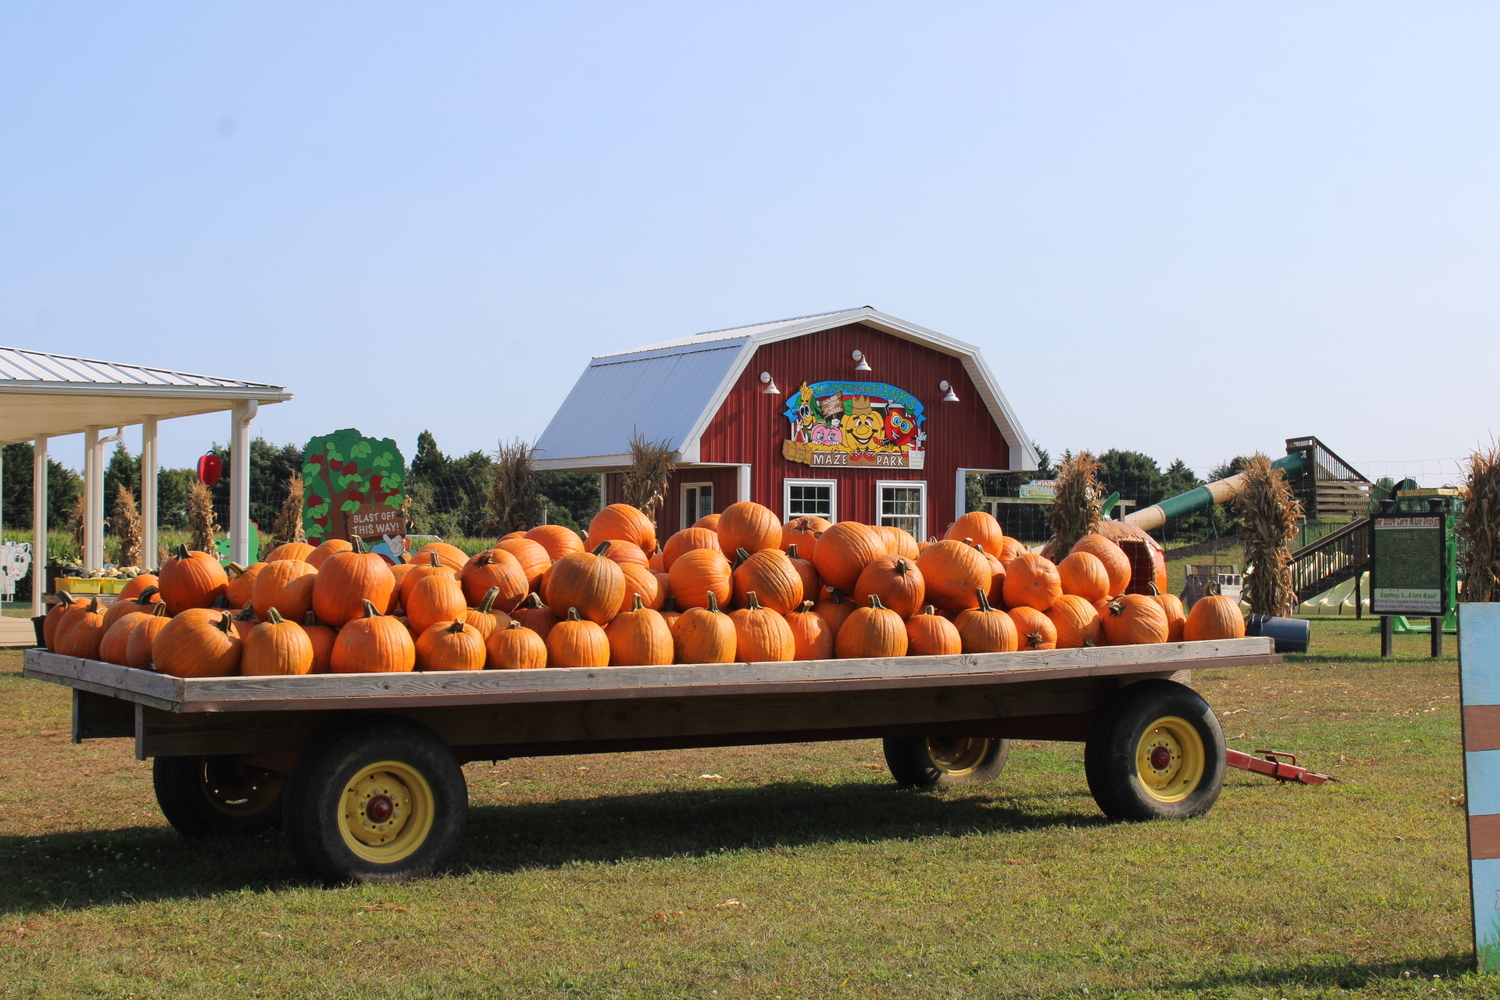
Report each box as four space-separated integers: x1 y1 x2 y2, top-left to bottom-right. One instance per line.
1133 717 1207 804
883 735 1011 788
338 761 437 864
925 737 995 777
200 756 286 819
1084 679 1226 821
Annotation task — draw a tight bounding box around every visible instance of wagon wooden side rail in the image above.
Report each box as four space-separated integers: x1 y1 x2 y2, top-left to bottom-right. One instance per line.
23 637 1279 883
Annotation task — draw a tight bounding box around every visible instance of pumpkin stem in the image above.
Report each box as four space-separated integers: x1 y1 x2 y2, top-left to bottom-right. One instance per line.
150 603 167 617
733 547 751 569
787 544 801 560
87 597 99 613
136 585 160 603
522 592 547 609
828 588 851 605
923 604 938 616
974 588 994 613
227 562 246 575
867 594 886 610
361 599 380 619
478 587 499 614
799 600 814 613
211 595 230 609
1024 631 1044 649
745 591 763 610
661 594 679 613
267 607 285 625
566 607 582 621
351 536 366 554
1205 580 1222 597
303 611 319 626
506 619 524 630
630 593 644 612
592 541 612 557
1146 581 1161 596
235 601 257 620
446 620 467 634
893 558 910 576
475 551 493 567
175 544 191 560
705 591 722 614
215 611 232 634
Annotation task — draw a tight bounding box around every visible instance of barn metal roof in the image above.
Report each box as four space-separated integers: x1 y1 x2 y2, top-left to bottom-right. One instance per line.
535 307 1038 472
0 346 293 443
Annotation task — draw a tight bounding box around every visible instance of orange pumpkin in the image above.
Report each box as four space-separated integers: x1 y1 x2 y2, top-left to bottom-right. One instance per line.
406 541 468 572
605 593 673 666
813 588 857 637
301 611 336 674
835 595 909 659
415 619 486 672
314 542 396 627
916 539 991 615
658 594 683 632
812 521 884 594
399 552 458 608
785 601 835 661
945 511 1006 560
784 544 820 603
306 538 353 569
693 513 721 531
100 603 168 666
513 592 560 642
525 524 585 562
588 503 658 554
231 601 261 640
153 609 242 678
546 608 610 668
456 587 512 643
1008 606 1057 650
486 619 548 670
1151 585 1187 643
55 598 108 659
158 544 229 616
543 542 627 626
252 558 318 623
999 537 1029 562
1182 582 1246 641
1057 551 1110 603
124 606 172 668
666 547 733 611
1070 534 1131 597
731 548 805 614
1100 594 1170 646
263 541 315 564
954 590 1019 653
242 607 315 676
494 537 552 592
1003 554 1063 612
406 574 467 635
718 501 782 555
854 555 925 620
671 591 737 664
599 538 650 569
118 573 160 601
1045 594 1103 649
44 593 84 651
101 586 162 632
878 526 921 561
225 562 265 609
460 548 529 612
780 516 830 561
617 563 664 614
728 591 795 662
906 605 962 656
331 600 416 673
663 527 722 569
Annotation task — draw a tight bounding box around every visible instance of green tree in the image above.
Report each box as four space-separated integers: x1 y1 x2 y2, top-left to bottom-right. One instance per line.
537 471 602 529
103 443 140 504
156 468 196 532
0 442 84 529
1096 449 1165 512
207 438 307 529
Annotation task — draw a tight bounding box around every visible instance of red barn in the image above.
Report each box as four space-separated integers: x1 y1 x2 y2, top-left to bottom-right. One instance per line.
534 307 1037 540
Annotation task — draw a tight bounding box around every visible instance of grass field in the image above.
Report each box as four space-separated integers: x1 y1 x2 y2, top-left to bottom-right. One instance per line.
0 621 1489 999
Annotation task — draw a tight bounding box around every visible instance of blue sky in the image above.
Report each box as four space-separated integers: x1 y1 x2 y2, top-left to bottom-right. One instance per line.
2 4 1494 486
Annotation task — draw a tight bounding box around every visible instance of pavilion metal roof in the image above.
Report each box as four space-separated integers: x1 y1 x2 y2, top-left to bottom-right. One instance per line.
535 307 1038 471
0 346 293 444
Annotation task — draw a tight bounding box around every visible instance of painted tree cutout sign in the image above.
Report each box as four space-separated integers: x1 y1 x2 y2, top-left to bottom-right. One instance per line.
302 429 406 550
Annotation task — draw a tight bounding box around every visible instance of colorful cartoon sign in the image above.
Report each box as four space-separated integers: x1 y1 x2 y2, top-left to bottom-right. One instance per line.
782 381 927 469
302 429 407 559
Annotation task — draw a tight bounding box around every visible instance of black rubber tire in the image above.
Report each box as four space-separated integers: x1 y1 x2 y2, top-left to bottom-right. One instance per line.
152 755 286 837
1084 679 1226 821
883 735 1011 788
282 718 468 884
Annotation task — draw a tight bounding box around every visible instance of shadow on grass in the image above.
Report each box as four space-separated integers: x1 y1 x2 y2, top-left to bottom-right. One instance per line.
0 780 1101 915
1170 953 1477 991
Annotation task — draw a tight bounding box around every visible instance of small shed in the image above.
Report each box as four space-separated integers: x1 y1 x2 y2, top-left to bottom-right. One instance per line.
535 307 1035 540
0 347 292 615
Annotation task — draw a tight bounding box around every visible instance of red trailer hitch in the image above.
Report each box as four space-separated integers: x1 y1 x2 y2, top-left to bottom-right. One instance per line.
1225 749 1334 785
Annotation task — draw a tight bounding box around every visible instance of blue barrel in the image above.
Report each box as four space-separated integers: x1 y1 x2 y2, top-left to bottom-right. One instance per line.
1245 614 1310 654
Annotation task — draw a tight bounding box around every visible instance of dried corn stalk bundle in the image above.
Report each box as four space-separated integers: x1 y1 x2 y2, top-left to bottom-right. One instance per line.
66 493 86 558
1049 451 1103 556
486 438 539 535
1458 443 1500 602
1234 452 1301 617
269 473 307 547
622 431 675 525
110 484 142 568
187 479 219 555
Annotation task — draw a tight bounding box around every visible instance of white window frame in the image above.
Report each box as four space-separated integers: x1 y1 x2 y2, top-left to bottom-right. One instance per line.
680 481 715 529
876 480 928 542
783 478 839 523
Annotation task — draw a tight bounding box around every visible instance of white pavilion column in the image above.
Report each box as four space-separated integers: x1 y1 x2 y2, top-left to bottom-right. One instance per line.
83 426 100 571
141 417 158 568
737 464 751 504
32 436 47 615
229 400 257 565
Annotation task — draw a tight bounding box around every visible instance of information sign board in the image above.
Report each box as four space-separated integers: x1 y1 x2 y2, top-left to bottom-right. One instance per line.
1369 514 1448 616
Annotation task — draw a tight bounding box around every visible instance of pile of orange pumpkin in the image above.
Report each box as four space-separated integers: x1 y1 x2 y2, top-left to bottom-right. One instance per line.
40 502 1247 677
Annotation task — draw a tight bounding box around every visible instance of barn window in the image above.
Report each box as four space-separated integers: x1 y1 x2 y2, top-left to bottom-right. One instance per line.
877 481 927 541
784 479 837 522
681 482 714 528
